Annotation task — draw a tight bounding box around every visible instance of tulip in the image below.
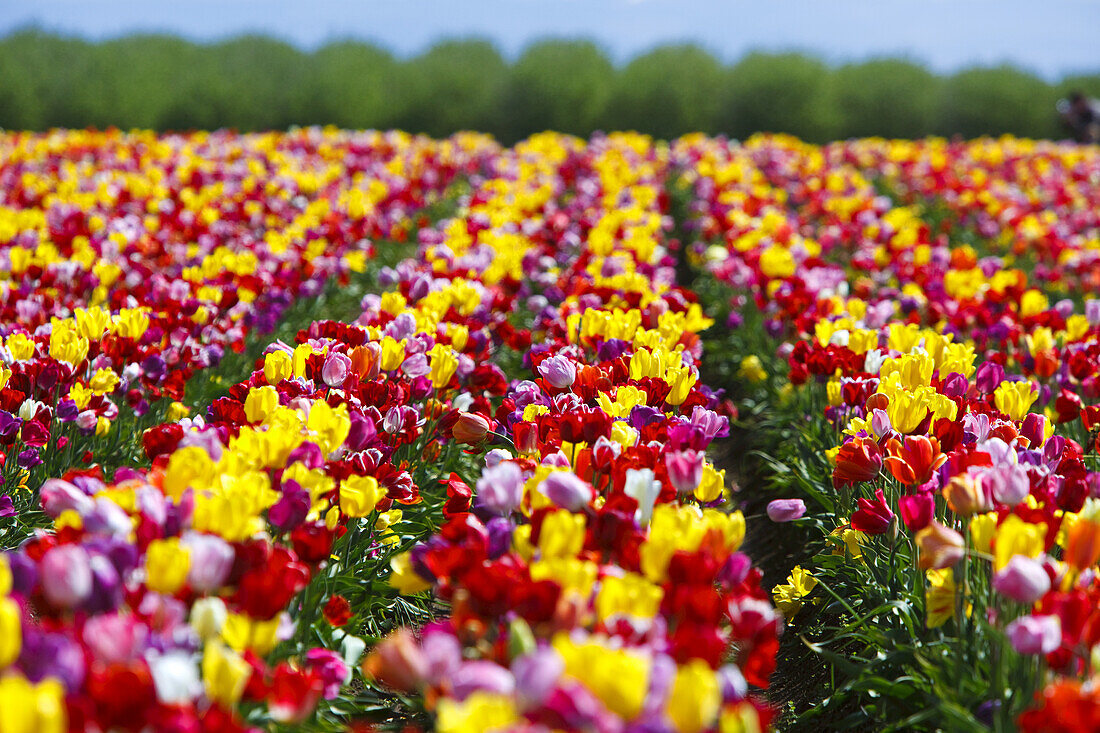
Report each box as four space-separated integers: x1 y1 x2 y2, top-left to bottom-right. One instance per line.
321 351 352 387
832 436 882 488
665 449 704 494
451 661 516 701
40 545 93 609
623 468 662 526
263 349 292 385
475 460 524 515
305 648 351 700
181 533 235 593
1020 412 1047 448
453 411 490 445
144 538 191 595
0 597 19 668
538 471 594 512
942 475 992 517
993 555 1051 604
978 464 1030 507
339 474 386 518
1006 615 1061 655
537 355 577 389
149 652 203 705
975 361 1005 394
766 499 806 523
512 648 564 706
850 489 894 535
916 521 965 570
898 492 934 532
202 641 252 708
363 628 428 693
190 597 228 642
1064 506 1100 572
884 435 945 487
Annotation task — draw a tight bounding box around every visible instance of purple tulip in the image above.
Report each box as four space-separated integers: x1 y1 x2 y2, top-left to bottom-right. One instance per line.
512 648 564 706
475 461 524 515
1006 614 1061 655
975 361 1005 394
690 406 729 440
420 627 462 686
766 499 806 522
400 353 429 378
18 629 85 691
941 372 968 398
450 661 515 701
537 355 577 389
182 532 236 592
980 464 1030 507
993 556 1051 604
268 480 312 533
1021 413 1046 448
345 411 378 451
1085 299 1100 327
538 471 594 511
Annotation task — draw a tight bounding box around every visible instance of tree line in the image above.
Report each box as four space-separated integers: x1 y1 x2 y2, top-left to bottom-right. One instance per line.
1 30 1097 142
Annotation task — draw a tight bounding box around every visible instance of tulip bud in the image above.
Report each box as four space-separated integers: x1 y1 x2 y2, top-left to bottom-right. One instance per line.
322 351 352 387
538 471 594 512
942 475 992 517
363 628 428 693
453 412 490 445
898 492 934 532
766 499 806 523
915 521 965 570
537 355 577 389
476 460 524 515
665 449 704 495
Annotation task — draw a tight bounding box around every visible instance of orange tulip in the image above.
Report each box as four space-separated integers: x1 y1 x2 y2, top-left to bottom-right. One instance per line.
884 435 945 486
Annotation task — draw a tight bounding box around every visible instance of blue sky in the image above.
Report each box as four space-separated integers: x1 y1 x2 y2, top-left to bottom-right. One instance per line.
2 0 1097 79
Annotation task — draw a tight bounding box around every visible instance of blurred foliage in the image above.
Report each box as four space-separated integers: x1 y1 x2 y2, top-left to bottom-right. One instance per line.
0 28 1097 141
833 59 939 140
935 65 1061 139
716 52 840 142
500 40 614 140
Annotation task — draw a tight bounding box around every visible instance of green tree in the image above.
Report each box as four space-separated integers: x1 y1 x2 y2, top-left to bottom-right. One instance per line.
500 40 613 142
393 39 508 137
832 59 938 139
716 52 839 142
604 44 724 139
203 36 311 130
305 41 400 129
935 65 1058 139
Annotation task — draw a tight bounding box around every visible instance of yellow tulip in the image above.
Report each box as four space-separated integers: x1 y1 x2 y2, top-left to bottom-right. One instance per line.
339 474 386 517
667 659 721 733
145 538 191 594
202 641 251 708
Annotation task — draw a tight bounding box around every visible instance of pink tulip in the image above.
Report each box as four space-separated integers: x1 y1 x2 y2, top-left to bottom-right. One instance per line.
993 555 1050 604
766 499 806 522
1006 614 1061 655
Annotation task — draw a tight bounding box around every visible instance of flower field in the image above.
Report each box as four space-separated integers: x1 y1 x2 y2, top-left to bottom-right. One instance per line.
0 128 1097 732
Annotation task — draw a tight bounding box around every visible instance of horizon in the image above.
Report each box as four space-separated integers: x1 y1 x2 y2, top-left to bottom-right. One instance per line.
1 0 1098 80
